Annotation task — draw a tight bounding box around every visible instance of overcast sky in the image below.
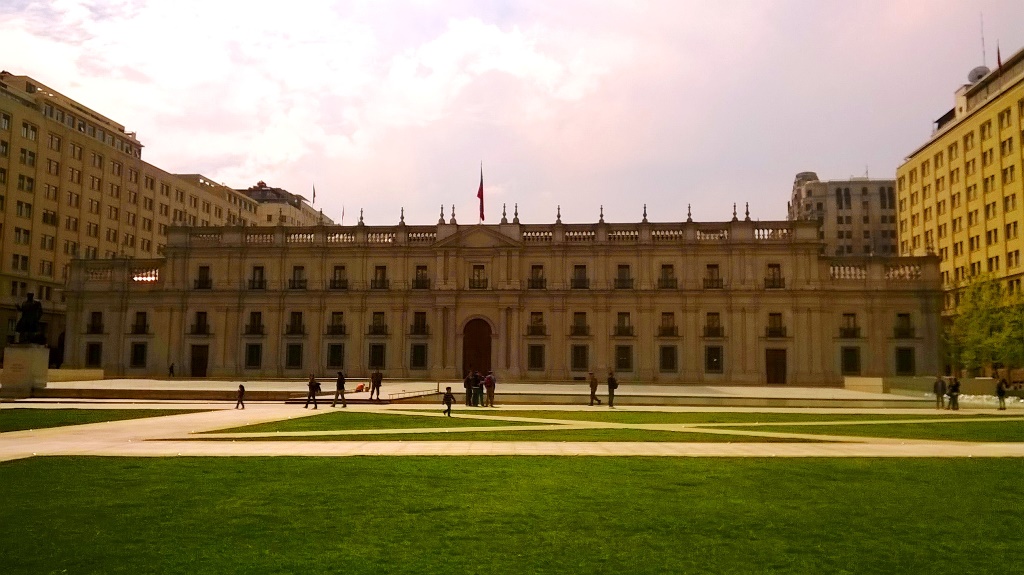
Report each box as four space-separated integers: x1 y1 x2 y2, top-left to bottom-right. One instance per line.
3 0 1023 225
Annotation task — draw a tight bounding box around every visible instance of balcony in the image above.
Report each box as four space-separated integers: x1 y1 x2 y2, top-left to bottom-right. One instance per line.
469 278 488 289
570 324 590 336
614 277 634 289
326 324 347 336
244 324 265 335
527 277 546 289
329 278 348 290
703 326 724 338
839 326 861 338
190 323 211 335
411 278 431 290
570 278 590 289
285 324 305 336
409 324 430 336
287 279 307 290
129 323 149 335
894 326 915 339
370 279 389 290
193 278 212 289
248 279 266 290
86 323 104 334
657 325 678 337
765 326 788 338
613 325 634 337
764 277 786 289
526 325 547 336
368 324 389 336
703 278 724 289
657 277 678 289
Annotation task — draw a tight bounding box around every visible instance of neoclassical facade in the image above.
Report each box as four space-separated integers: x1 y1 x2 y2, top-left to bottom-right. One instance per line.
64 214 942 384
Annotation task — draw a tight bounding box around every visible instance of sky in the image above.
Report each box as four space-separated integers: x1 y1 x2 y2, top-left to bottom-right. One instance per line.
2 0 1023 226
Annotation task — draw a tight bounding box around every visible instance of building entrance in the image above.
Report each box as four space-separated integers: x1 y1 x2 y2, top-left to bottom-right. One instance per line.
765 349 787 384
462 319 492 376
191 344 209 378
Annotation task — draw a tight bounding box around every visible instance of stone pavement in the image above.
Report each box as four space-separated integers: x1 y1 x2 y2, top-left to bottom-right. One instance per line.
2 400 1023 462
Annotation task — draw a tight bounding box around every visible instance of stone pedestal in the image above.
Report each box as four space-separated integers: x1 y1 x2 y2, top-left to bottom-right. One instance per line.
1 344 49 398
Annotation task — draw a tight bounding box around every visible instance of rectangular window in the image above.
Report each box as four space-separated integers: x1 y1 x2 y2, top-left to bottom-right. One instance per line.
705 346 723 373
130 342 147 368
659 345 678 372
895 347 916 376
245 344 262 369
85 342 103 368
410 344 427 370
571 345 589 371
327 344 344 368
841 347 861 375
614 345 633 371
369 344 386 369
527 345 545 370
286 344 303 369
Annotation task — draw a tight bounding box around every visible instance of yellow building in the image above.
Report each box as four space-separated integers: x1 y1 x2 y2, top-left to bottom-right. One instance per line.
64 215 942 384
896 47 1024 308
0 73 319 352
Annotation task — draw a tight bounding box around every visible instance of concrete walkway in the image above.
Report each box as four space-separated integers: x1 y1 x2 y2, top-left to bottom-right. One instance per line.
2 401 1023 462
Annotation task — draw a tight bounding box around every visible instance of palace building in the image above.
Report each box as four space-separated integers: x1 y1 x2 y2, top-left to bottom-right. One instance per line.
896 46 1024 306
64 211 942 384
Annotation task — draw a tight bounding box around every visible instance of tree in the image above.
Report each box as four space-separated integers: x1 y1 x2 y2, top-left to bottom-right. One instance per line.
945 276 1024 377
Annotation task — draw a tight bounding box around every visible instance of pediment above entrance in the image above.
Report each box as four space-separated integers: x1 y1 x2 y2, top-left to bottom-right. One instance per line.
434 226 522 249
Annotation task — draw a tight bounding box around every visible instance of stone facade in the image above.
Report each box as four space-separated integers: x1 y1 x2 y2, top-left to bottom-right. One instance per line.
64 216 942 385
788 172 898 257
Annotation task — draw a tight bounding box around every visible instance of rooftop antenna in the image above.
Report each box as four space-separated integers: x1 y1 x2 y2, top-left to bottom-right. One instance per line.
980 12 986 66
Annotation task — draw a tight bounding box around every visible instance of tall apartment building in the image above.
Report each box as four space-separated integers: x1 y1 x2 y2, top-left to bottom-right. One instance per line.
238 180 329 227
64 217 941 384
0 72 272 349
896 46 1024 307
787 172 898 256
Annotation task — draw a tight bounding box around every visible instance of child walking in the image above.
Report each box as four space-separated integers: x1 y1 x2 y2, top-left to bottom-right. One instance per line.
442 386 456 417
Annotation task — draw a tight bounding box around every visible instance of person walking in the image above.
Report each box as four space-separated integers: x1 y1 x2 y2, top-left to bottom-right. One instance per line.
463 371 474 406
948 378 961 411
370 369 383 401
933 376 947 409
304 373 320 409
607 370 618 408
442 386 456 417
996 378 1008 410
588 372 602 406
332 370 347 408
235 384 245 409
483 371 496 408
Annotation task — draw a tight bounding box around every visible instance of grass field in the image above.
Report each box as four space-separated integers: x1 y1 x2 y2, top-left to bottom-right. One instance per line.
1 456 1020 574
433 410 992 424
211 411 528 434
0 408 203 433
201 428 825 442
721 419 1024 442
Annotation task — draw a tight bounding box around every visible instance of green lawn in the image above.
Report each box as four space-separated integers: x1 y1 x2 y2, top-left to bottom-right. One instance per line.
0 457 1020 574
0 408 203 433
211 410 529 434
202 428 824 442
414 410 986 425
723 419 1024 442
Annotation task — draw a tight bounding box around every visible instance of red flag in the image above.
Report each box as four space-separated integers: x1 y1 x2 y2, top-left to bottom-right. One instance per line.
477 165 484 222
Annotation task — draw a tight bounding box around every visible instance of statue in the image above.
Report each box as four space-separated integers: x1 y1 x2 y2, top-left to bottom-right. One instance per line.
15 293 44 344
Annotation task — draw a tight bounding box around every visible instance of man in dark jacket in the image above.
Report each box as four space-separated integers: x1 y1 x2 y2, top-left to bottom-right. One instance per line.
933 376 947 409
332 371 347 408
607 370 618 408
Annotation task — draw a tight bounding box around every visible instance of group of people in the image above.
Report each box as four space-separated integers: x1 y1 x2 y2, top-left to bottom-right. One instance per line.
301 369 382 409
463 370 497 407
934 376 1013 410
589 371 618 407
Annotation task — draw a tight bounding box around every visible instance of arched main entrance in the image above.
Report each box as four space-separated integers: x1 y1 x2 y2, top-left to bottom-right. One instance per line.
462 318 492 376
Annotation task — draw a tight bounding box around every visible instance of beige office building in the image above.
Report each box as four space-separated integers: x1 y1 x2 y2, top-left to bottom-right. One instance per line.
0 73 320 350
788 172 898 257
64 215 942 384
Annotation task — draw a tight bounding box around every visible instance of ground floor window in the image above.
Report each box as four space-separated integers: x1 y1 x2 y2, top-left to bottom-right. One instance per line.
245 344 262 369
615 345 632 372
286 344 302 370
85 342 102 368
705 346 723 373
129 342 147 368
841 347 861 375
410 344 427 370
327 344 344 369
659 345 677 372
527 345 545 370
895 347 915 376
369 344 385 369
571 344 588 371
